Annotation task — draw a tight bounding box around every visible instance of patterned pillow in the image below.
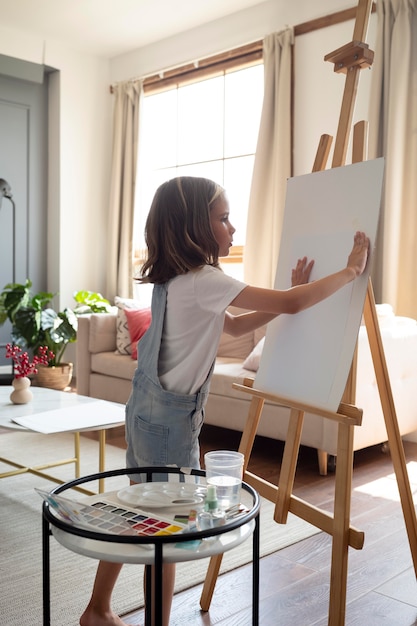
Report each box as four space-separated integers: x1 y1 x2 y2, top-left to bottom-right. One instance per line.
114 296 142 355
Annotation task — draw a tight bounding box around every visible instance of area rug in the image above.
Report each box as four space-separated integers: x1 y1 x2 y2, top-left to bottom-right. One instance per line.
0 430 320 625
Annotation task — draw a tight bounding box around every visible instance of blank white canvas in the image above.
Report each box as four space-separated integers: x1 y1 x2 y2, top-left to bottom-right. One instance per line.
255 158 385 412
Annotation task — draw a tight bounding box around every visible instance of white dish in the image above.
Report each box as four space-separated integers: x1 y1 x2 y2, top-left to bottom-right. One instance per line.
117 482 206 509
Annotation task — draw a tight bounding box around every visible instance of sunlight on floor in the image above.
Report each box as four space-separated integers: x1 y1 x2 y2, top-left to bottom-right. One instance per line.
354 460 417 503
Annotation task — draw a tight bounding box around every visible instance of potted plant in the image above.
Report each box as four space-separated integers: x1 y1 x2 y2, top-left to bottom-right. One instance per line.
0 279 111 390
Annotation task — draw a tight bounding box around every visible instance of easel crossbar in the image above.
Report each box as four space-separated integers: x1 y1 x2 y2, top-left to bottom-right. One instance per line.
244 470 365 550
232 382 363 426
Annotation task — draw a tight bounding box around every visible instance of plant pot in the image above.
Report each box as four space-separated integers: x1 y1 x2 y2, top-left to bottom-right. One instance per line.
34 363 74 391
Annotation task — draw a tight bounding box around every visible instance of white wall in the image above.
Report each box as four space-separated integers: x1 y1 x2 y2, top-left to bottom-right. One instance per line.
44 42 112 308
110 0 358 82
0 24 112 311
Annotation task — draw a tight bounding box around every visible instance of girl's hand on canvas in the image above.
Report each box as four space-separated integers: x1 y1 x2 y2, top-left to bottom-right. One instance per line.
347 231 370 277
291 256 315 287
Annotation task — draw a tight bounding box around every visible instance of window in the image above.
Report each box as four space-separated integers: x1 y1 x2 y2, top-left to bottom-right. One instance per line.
133 58 264 284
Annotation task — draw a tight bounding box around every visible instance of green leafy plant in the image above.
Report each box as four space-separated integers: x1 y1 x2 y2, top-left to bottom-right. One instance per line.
0 280 111 366
73 290 112 315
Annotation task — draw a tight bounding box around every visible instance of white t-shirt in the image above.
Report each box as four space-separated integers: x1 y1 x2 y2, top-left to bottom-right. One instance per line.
158 265 246 395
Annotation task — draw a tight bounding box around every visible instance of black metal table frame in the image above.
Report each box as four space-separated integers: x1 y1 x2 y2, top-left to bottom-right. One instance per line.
42 466 260 626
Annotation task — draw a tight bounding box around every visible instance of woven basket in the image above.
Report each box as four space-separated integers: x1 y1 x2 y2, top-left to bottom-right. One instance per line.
34 363 73 391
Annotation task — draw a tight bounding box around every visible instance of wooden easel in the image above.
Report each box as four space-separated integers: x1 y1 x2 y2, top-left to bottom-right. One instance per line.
200 1 417 624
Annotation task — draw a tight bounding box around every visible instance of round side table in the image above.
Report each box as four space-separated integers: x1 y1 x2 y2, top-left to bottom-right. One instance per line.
41 466 260 626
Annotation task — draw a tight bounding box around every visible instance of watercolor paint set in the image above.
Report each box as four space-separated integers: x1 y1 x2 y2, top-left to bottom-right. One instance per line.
36 488 186 537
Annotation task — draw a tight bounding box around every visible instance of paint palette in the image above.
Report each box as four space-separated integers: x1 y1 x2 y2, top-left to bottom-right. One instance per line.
117 482 206 509
36 488 186 537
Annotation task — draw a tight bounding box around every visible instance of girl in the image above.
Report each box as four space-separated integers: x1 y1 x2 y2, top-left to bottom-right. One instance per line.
80 176 369 626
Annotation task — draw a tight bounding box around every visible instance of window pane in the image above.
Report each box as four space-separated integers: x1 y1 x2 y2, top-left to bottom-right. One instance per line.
177 160 223 183
134 167 177 246
224 155 255 247
177 77 224 164
224 65 264 157
141 90 177 169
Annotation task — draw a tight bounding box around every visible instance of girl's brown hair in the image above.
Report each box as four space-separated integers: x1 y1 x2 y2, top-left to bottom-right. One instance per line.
139 176 225 284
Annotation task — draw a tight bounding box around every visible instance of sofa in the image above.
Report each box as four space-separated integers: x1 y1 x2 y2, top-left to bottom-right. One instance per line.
76 303 417 474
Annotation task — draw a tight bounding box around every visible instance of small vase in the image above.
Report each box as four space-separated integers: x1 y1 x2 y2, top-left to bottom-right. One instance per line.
10 376 33 404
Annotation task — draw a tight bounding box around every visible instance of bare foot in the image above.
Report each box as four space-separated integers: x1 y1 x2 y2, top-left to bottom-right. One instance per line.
80 607 129 626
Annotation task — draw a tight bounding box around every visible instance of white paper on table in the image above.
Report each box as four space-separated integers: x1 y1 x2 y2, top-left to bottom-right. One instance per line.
12 401 125 433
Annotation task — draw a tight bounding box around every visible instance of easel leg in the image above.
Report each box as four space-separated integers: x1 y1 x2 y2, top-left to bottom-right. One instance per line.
275 409 304 523
328 421 354 626
364 281 417 574
239 395 265 464
199 554 223 612
317 449 329 476
200 392 264 611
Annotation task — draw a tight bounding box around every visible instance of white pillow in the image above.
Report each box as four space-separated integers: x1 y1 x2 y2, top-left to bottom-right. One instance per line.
114 296 142 355
242 337 265 372
375 303 395 327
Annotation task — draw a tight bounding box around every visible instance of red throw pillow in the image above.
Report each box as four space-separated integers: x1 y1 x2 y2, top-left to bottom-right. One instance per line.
124 307 152 359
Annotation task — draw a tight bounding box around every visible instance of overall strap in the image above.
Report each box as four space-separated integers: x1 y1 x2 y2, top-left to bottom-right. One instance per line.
136 282 215 406
136 284 167 382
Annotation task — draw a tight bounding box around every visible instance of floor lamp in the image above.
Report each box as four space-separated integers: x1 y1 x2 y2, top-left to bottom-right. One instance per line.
0 178 15 384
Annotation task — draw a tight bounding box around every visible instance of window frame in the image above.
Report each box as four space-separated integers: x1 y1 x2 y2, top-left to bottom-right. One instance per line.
134 43 265 270
142 41 263 96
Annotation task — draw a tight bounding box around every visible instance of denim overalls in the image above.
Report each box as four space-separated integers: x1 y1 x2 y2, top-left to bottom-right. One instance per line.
125 283 214 480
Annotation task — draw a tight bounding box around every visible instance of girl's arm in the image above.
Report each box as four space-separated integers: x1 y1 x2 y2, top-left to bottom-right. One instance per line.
224 255 314 337
224 231 369 337
224 310 278 337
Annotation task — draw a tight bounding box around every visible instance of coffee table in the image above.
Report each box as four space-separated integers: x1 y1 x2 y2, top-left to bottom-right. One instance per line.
0 386 125 493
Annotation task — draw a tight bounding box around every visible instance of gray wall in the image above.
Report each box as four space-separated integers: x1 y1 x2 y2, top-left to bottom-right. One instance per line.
0 59 48 370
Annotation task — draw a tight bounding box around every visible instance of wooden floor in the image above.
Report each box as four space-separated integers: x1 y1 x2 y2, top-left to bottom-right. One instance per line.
108 424 417 626
3 379 416 624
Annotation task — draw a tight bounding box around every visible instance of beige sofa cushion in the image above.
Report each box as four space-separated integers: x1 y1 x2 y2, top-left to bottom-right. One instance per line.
89 314 117 353
91 352 137 380
217 332 254 360
210 357 255 399
216 306 267 360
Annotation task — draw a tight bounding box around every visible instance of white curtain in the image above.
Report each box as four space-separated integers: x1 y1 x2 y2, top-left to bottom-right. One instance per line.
368 0 417 317
244 28 294 288
106 80 143 301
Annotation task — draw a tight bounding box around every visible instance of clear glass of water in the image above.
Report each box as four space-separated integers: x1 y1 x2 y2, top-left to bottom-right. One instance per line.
204 450 244 511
